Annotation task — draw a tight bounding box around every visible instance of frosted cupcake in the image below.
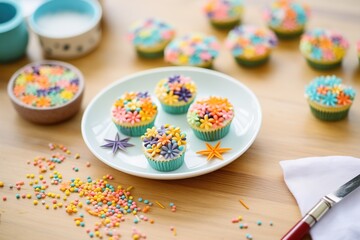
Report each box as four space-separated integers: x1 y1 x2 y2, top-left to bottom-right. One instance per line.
164 33 220 68
142 124 187 172
203 0 244 30
300 28 349 70
127 18 175 58
225 25 278 67
305 75 356 121
187 96 234 141
155 75 197 114
263 0 310 39
111 92 158 136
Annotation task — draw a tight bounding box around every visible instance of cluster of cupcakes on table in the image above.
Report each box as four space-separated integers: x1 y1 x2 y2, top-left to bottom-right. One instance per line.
109 75 235 172
305 75 356 121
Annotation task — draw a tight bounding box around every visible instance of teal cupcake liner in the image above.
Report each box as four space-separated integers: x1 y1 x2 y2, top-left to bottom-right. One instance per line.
114 119 156 137
309 106 350 121
136 48 164 59
272 28 304 40
235 56 269 67
160 99 194 114
145 153 185 172
306 59 342 70
210 19 241 30
191 123 231 141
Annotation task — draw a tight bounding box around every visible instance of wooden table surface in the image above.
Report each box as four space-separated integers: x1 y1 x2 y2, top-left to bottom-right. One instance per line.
1 0 359 239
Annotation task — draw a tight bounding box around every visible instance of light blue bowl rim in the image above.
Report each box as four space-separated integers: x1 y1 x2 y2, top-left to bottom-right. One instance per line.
29 0 102 39
0 0 23 33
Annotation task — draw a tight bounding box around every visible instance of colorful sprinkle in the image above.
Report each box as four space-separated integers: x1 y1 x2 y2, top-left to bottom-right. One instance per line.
225 25 277 59
164 33 220 67
0 181 4 187
196 141 231 160
155 201 165 209
11 63 80 108
300 28 349 62
239 199 250 210
257 220 262 226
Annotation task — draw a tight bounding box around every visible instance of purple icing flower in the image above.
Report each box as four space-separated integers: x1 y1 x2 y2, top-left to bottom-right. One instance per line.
174 87 192 102
70 78 79 85
143 136 158 148
168 75 181 83
36 89 47 96
157 125 168 135
101 133 134 154
137 91 150 98
160 142 181 159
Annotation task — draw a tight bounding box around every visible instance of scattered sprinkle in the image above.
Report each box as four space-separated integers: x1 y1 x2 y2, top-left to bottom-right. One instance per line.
239 199 249 210
257 220 262 226
155 201 165 209
0 181 4 187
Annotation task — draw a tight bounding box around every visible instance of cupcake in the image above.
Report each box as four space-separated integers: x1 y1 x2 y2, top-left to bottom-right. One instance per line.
225 25 278 67
187 96 234 141
263 0 310 39
127 18 175 58
203 0 244 30
300 28 349 70
164 33 220 68
141 124 187 172
111 91 158 136
155 75 197 114
305 75 356 121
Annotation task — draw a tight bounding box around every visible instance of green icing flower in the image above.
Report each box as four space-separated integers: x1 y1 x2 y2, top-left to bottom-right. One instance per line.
187 111 200 126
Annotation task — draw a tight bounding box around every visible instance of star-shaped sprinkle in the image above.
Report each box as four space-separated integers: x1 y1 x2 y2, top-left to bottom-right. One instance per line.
196 141 231 160
101 133 134 154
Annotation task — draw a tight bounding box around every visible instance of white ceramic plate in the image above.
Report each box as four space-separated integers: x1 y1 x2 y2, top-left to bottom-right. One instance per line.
81 67 262 180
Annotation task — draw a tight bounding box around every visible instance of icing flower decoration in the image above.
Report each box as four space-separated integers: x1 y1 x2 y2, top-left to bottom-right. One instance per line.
12 64 80 108
141 124 187 160
300 28 349 62
305 75 356 106
164 33 220 67
156 75 197 105
187 96 234 130
111 91 157 125
196 141 231 160
127 18 175 48
263 0 310 31
225 25 278 59
203 0 244 21
101 133 134 154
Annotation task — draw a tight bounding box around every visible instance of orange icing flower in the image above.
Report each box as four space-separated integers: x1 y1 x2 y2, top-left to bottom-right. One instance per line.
36 96 51 107
317 86 328 95
66 84 79 94
337 92 352 105
123 92 137 100
21 95 37 105
13 85 25 97
157 134 172 145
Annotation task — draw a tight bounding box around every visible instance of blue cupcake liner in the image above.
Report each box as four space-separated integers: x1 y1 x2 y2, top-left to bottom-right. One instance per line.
191 122 231 141
114 119 155 137
160 99 194 114
145 153 185 172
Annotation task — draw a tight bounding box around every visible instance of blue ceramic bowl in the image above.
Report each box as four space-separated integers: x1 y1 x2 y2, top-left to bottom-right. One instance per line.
29 0 102 59
0 0 28 63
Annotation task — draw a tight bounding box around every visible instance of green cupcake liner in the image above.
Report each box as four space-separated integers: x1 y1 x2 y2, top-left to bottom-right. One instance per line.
309 106 350 121
160 99 194 114
210 19 241 30
272 29 304 40
114 119 156 137
191 123 231 141
136 49 164 59
235 56 269 67
306 59 342 70
145 153 185 172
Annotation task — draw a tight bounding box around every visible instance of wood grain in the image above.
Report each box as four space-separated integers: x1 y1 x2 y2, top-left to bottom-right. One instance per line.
0 0 359 239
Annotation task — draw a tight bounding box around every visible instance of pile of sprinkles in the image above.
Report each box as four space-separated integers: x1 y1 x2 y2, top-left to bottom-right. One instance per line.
225 25 278 59
11 63 80 108
300 28 349 62
0 143 179 239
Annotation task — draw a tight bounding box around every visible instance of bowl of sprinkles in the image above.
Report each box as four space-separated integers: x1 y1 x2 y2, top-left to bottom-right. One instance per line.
187 96 234 141
299 28 349 70
141 124 187 172
305 75 356 121
155 74 197 114
7 60 84 124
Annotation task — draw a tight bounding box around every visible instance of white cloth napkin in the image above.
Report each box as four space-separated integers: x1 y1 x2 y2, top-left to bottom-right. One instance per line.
280 156 360 240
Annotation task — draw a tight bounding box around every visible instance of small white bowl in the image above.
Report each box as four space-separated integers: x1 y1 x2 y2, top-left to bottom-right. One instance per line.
28 0 102 59
7 60 85 124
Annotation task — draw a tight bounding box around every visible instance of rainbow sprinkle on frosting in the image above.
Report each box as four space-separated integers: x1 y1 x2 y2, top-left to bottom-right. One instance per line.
305 75 356 107
225 25 278 59
155 75 197 105
300 28 349 62
111 92 157 125
187 96 234 130
264 0 310 31
12 63 80 108
127 18 175 48
203 0 244 20
164 33 220 67
141 124 187 160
